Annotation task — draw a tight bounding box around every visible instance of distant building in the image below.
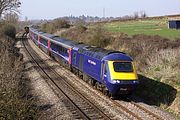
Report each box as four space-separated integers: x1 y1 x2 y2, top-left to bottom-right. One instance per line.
168 20 180 29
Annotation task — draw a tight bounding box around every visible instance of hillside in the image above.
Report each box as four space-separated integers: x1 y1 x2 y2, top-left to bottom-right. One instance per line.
0 23 38 119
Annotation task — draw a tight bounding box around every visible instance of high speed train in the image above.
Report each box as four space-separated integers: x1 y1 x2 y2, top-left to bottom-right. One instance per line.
29 27 139 97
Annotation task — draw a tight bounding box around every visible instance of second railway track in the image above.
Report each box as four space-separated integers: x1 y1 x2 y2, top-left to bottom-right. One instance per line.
22 38 112 120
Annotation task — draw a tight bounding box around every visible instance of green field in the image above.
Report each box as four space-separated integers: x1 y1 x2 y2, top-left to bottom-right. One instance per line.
105 19 180 40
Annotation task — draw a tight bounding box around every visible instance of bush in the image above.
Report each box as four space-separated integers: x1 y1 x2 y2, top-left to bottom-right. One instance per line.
41 19 70 33
53 19 70 29
1 23 16 38
41 23 56 34
74 19 87 32
89 25 112 48
75 24 87 33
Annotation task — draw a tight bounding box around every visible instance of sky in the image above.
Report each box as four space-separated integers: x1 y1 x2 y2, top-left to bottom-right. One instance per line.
20 0 180 20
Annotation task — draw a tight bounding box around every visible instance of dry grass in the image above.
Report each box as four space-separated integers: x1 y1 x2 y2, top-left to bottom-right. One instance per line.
145 48 180 116
0 24 38 119
60 25 112 48
41 19 70 34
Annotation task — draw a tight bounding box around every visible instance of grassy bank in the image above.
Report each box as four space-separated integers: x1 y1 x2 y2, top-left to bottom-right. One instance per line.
0 23 38 119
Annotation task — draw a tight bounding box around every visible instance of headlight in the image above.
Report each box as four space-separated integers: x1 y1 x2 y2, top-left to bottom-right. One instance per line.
112 80 121 84
111 80 139 84
133 80 139 84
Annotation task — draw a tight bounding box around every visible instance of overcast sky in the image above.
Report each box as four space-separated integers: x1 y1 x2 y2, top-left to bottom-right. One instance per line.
20 0 180 20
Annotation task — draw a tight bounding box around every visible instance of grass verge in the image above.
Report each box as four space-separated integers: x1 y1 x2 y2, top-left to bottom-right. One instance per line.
0 23 39 119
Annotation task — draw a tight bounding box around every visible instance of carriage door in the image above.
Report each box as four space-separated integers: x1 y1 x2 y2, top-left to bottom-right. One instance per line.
79 55 84 71
68 48 72 65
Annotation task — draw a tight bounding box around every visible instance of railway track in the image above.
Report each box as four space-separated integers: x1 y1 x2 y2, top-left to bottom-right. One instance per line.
130 101 163 120
20 37 165 120
113 99 164 120
22 38 112 120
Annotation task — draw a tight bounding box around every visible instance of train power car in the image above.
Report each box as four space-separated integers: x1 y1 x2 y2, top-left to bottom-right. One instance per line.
71 45 139 95
29 27 139 97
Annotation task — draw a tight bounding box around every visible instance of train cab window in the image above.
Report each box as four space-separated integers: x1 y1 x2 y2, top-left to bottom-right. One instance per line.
113 62 133 72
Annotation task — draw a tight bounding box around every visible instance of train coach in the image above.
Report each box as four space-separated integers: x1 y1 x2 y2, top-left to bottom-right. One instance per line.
29 27 139 97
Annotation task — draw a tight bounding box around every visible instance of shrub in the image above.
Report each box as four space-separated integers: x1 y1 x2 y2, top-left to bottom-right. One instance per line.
74 19 87 32
89 25 112 48
41 22 56 33
75 24 87 33
41 19 70 33
53 19 70 29
1 23 16 38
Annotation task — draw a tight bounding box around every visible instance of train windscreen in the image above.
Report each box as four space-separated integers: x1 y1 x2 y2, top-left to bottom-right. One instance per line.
113 62 133 72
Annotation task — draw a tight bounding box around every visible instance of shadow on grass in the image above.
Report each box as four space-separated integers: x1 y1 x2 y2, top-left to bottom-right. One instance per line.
34 104 54 111
133 74 177 106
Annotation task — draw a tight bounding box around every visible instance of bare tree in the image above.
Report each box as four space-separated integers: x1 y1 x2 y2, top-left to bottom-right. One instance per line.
3 13 19 23
0 0 21 19
140 11 147 18
133 12 139 19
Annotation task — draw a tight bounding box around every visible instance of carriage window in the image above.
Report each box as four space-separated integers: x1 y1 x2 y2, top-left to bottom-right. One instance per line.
34 34 38 40
60 46 62 52
56 45 60 53
40 37 48 46
73 53 77 63
50 42 57 51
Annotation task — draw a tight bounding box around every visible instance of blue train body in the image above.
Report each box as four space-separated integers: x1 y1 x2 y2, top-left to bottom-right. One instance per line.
29 27 139 96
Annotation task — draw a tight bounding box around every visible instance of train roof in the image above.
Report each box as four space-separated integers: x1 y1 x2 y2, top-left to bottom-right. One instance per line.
33 29 44 34
30 27 78 47
51 36 78 47
42 33 55 38
78 46 126 60
72 43 89 51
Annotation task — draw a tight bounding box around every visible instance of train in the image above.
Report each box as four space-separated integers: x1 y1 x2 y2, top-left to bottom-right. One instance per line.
28 26 139 97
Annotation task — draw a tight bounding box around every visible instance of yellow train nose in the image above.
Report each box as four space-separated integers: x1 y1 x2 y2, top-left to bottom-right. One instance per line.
108 61 138 80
